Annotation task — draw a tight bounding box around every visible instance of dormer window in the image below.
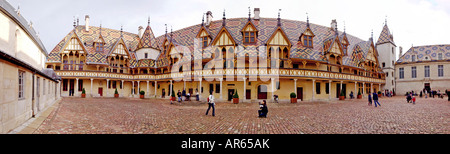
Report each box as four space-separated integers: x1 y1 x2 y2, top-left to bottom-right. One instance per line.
303 35 313 48
95 43 104 52
243 31 256 43
202 36 208 48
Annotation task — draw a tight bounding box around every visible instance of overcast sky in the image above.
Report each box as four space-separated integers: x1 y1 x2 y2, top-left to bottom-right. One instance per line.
6 0 450 60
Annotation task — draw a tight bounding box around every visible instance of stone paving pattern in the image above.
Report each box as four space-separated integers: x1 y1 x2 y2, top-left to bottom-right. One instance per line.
34 96 449 134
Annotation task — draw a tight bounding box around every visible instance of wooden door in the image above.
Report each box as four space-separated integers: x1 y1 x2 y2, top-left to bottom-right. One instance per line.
297 87 303 100
258 85 267 99
246 89 251 100
98 87 103 96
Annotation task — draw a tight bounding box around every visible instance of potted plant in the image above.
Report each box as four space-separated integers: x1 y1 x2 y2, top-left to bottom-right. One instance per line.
290 92 297 103
378 91 382 97
357 90 362 99
114 88 119 98
81 88 86 98
232 89 239 104
139 90 145 99
339 91 345 100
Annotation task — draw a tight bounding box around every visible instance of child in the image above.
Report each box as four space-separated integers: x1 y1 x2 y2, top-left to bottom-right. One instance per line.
412 96 416 105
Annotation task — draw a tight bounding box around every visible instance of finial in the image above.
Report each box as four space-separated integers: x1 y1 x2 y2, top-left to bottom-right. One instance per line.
99 23 102 34
170 26 173 37
120 25 123 37
343 21 346 33
248 7 251 20
165 24 167 36
385 15 387 25
371 29 373 40
148 16 150 26
77 17 79 26
73 16 76 28
277 9 282 26
306 12 310 27
222 9 226 26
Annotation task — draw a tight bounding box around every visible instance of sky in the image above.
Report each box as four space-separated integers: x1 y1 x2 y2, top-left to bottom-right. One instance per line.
6 0 450 60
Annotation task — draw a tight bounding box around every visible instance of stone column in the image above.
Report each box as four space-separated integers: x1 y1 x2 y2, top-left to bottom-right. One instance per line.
312 79 316 101
106 79 109 97
90 78 93 97
271 78 275 100
329 80 332 100
371 83 373 94
132 81 135 96
137 81 140 97
121 80 124 97
75 78 79 96
354 81 357 96
170 80 173 97
147 81 150 97
294 79 298 95
154 81 157 97
363 82 365 96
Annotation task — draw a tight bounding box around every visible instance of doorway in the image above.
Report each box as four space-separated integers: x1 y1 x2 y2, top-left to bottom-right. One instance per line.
257 85 268 99
246 89 251 100
336 83 347 98
69 79 75 96
228 89 234 101
297 87 303 100
98 87 103 96
424 83 431 93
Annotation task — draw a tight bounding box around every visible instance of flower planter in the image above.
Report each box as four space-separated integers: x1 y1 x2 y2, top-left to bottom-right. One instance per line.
339 96 345 100
357 95 362 99
81 94 86 98
233 98 239 104
140 95 145 99
114 94 119 98
290 98 297 103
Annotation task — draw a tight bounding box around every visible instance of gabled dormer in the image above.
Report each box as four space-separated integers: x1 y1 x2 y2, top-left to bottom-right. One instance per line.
323 34 344 65
340 31 349 55
94 26 106 52
109 37 130 58
196 22 212 48
299 16 315 48
241 19 258 44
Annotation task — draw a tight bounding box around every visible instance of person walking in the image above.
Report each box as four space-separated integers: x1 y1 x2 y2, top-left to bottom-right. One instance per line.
368 93 372 106
205 91 215 116
406 92 412 103
412 96 416 105
373 92 381 107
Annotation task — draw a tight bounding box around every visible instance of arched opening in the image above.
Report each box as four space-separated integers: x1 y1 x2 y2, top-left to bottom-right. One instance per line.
257 85 268 99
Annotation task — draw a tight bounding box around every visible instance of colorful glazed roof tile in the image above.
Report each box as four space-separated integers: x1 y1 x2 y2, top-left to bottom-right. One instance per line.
376 24 395 46
397 44 450 63
138 25 159 49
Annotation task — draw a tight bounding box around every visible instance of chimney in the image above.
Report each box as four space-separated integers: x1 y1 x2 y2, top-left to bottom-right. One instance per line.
331 19 337 31
138 26 144 38
206 11 213 26
85 15 90 31
399 46 403 57
254 8 260 20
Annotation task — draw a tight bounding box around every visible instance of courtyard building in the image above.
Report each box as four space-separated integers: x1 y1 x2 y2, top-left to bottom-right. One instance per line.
395 44 450 95
0 0 61 133
45 8 386 102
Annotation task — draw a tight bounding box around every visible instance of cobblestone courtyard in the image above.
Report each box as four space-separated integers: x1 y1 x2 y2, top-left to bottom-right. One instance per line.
34 96 449 134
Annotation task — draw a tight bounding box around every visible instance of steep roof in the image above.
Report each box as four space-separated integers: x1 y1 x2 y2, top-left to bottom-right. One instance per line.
376 24 395 46
138 25 159 49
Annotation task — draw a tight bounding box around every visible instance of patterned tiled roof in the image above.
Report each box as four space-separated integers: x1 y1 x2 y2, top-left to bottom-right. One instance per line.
376 24 395 46
48 17 375 69
397 44 450 63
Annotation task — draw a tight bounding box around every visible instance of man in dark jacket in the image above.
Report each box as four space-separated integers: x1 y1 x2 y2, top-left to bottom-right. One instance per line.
373 92 381 107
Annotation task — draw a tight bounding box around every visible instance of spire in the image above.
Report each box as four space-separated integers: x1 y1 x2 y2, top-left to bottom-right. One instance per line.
120 25 123 37
277 9 281 26
248 7 251 21
222 9 226 27
306 12 310 27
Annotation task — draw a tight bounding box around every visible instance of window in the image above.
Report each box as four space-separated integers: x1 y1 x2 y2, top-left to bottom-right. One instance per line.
438 65 444 77
303 35 313 48
145 53 148 59
399 68 404 79
215 83 220 93
382 62 385 68
424 66 430 77
412 55 416 62
438 53 443 60
18 71 25 99
202 36 208 47
411 66 417 78
316 82 321 94
276 81 280 90
325 83 329 94
63 79 68 91
209 84 214 94
95 43 104 52
243 31 256 43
